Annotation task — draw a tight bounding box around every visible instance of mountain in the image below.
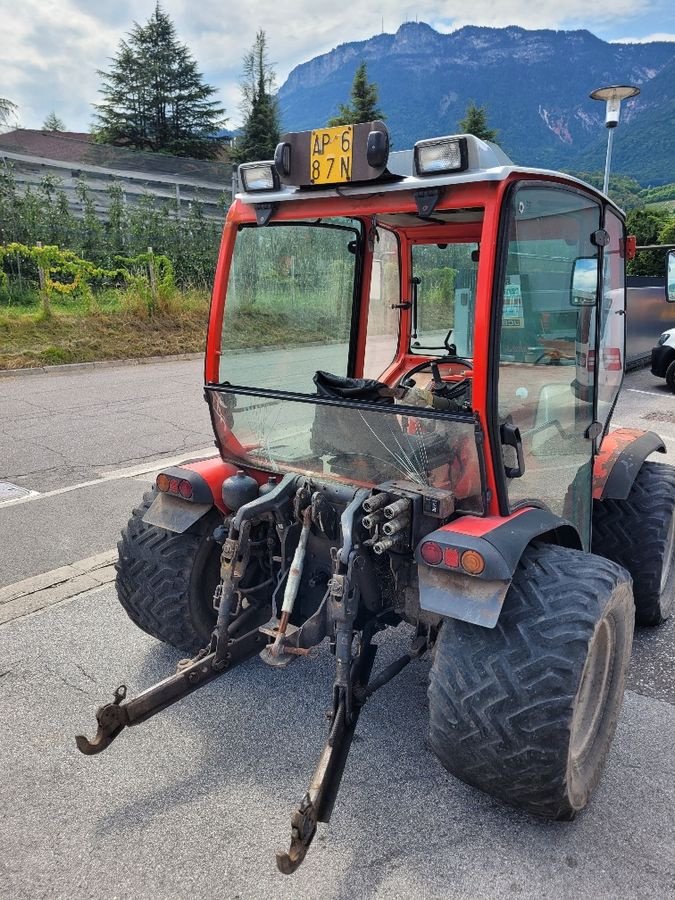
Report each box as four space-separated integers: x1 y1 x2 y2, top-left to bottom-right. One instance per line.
277 24 675 185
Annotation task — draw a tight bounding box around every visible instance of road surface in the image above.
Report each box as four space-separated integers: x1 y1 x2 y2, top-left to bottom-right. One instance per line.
0 358 674 898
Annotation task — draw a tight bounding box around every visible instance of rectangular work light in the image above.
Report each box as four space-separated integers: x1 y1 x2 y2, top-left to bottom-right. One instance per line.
414 136 468 176
238 161 279 193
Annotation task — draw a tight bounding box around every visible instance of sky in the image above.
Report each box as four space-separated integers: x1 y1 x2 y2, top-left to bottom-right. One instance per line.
1 0 674 133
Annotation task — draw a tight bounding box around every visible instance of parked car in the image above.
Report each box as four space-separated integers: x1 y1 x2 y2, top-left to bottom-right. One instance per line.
652 326 675 391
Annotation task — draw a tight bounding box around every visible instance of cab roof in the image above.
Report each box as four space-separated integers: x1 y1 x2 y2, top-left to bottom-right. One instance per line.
235 130 618 214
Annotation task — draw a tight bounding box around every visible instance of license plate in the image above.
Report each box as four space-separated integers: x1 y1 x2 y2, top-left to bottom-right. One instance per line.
309 125 353 185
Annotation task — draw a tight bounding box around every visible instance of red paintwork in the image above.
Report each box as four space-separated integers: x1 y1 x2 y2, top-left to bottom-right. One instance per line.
182 457 237 512
593 427 650 500
205 170 604 517
439 507 531 537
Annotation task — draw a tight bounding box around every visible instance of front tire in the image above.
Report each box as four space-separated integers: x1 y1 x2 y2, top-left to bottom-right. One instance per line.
428 544 633 819
592 461 675 625
115 489 221 653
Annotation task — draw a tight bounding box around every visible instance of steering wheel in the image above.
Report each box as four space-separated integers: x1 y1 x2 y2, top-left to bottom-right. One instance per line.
398 356 473 391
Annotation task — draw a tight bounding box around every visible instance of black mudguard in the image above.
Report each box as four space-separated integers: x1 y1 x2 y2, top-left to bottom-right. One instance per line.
416 507 582 628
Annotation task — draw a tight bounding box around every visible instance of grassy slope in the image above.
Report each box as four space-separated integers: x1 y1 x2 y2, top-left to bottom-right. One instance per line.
0 307 210 369
0 291 334 370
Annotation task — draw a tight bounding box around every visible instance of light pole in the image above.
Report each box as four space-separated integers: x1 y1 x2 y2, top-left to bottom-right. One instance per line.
589 85 640 196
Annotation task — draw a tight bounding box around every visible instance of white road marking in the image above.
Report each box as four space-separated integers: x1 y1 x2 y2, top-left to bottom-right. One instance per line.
0 446 217 508
626 388 668 397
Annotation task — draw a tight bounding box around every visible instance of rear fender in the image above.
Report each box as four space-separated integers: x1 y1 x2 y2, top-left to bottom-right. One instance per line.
416 507 581 628
593 428 666 501
143 457 238 533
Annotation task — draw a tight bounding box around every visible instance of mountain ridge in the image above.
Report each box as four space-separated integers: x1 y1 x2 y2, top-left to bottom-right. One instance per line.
277 23 675 185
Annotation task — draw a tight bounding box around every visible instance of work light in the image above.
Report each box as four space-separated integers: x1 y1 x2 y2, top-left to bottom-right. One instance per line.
414 136 468 176
238 162 279 192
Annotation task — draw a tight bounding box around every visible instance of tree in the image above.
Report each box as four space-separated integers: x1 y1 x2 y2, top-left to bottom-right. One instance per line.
231 31 280 165
94 3 225 159
458 102 497 143
565 171 644 211
43 112 66 131
327 62 384 127
626 207 672 276
0 98 17 128
658 217 675 247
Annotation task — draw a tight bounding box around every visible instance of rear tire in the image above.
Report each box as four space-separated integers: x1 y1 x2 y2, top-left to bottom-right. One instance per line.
592 461 675 625
428 544 633 819
666 359 675 393
115 489 221 653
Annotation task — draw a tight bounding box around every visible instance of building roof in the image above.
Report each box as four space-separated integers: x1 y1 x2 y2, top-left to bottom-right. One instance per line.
0 129 230 183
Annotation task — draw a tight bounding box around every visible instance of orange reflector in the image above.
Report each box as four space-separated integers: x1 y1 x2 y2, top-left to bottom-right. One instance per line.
443 547 460 568
420 541 443 566
461 549 485 576
157 473 171 492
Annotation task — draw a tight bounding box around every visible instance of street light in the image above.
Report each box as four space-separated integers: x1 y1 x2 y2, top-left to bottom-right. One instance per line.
589 84 640 196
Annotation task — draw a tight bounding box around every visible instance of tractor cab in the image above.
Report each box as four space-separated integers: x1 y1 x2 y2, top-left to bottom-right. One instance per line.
205 122 628 550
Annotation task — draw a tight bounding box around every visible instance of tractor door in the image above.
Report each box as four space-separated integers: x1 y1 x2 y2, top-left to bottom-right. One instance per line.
494 183 602 548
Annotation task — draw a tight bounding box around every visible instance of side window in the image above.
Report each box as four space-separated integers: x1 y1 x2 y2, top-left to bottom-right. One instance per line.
496 184 601 547
597 210 625 426
411 242 478 357
363 228 401 379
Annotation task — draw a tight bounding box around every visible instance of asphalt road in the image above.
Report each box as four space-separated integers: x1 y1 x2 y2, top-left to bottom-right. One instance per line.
1 359 675 898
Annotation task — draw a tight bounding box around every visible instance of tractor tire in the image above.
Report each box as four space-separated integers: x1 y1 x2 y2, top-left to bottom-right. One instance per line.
665 359 675 393
428 543 633 820
592 461 675 626
115 489 221 653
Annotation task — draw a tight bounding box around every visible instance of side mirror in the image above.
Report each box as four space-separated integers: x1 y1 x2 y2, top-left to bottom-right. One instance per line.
667 250 675 303
570 257 598 307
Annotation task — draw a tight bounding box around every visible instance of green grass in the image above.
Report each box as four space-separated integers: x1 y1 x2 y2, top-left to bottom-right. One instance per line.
0 285 338 370
0 284 212 369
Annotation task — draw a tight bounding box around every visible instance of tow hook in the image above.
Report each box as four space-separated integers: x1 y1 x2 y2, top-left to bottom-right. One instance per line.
75 684 127 755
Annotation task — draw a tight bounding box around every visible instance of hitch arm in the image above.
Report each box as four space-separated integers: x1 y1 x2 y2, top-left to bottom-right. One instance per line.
276 641 378 875
75 626 265 755
276 635 426 874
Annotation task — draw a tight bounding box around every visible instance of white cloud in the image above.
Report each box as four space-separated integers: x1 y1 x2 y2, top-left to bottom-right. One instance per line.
0 0 670 131
611 32 675 42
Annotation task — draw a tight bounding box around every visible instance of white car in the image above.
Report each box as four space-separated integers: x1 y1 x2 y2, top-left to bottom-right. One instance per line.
652 327 675 391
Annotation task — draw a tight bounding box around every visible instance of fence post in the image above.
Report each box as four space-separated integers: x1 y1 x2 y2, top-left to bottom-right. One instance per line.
147 245 158 313
36 241 50 317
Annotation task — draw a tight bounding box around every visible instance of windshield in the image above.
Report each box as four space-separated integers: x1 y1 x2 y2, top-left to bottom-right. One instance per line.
218 220 361 391
212 216 484 511
411 242 478 356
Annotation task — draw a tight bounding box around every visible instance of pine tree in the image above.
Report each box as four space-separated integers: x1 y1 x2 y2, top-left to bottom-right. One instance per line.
94 4 225 159
458 102 498 143
43 112 66 131
231 31 280 164
327 62 384 127
0 98 17 128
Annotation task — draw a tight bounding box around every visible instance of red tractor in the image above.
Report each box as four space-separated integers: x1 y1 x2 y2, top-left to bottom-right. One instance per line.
77 123 675 873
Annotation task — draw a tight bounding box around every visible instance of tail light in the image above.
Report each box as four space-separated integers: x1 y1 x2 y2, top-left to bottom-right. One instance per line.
156 473 194 501
420 540 484 575
602 347 622 371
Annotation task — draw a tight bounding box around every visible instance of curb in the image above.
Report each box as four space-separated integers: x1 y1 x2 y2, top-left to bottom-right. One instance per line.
0 550 117 625
0 352 203 379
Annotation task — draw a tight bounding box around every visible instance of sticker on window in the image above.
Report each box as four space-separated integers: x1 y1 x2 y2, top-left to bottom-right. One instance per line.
503 276 524 328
